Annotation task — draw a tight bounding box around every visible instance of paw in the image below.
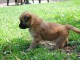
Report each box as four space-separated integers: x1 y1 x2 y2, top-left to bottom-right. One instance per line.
26 48 31 52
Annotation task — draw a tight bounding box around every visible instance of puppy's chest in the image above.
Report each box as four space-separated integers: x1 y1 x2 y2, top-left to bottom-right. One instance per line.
29 29 37 37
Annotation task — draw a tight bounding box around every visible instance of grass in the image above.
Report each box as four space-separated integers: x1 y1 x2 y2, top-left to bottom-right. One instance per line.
0 0 80 60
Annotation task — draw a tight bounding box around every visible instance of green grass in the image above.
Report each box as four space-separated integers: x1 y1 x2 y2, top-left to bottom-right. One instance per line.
0 0 80 60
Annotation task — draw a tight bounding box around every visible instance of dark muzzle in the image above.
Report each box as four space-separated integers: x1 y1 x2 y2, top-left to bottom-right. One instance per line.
19 23 29 29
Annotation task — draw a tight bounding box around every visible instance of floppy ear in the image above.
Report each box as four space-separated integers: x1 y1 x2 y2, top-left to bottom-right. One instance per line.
30 16 34 26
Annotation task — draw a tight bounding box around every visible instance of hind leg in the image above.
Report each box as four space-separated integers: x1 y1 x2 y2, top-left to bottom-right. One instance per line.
64 38 69 47
55 36 68 49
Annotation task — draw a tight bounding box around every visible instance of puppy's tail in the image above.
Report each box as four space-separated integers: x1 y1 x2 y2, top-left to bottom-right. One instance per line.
66 24 80 34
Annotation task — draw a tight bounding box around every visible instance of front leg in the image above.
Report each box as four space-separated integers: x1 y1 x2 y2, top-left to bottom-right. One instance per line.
27 38 41 51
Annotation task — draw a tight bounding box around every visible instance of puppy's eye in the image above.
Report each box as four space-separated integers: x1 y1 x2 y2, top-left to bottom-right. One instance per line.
24 16 30 22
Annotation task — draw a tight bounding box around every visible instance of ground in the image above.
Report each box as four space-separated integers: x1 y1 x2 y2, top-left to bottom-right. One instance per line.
0 0 80 60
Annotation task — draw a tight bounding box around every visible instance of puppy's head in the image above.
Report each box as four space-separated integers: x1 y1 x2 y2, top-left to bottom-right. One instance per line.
19 12 32 29
19 11 42 29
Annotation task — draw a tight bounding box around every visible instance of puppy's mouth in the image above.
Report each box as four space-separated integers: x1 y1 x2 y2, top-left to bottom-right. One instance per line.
19 23 29 29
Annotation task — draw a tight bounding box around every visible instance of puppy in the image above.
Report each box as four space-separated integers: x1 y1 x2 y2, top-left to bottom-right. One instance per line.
19 11 80 51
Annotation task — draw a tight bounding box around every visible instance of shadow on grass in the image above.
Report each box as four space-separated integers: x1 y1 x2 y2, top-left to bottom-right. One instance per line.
1 38 42 55
1 38 30 56
0 38 44 60
1 38 80 60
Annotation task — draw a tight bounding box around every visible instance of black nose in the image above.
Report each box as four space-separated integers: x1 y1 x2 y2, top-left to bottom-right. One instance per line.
19 24 27 29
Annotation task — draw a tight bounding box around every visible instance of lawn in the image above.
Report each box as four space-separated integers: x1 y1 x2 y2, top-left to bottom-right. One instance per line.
0 0 80 60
